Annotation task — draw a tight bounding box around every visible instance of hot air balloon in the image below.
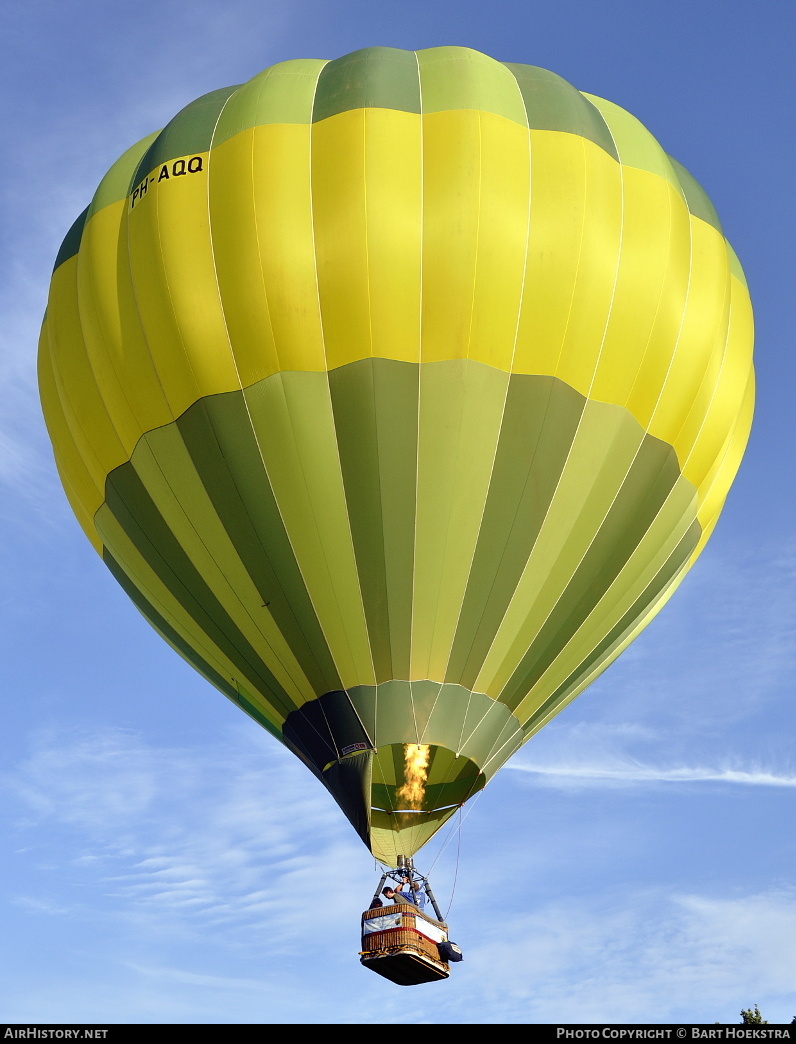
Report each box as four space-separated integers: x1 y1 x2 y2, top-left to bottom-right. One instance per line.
39 45 754 895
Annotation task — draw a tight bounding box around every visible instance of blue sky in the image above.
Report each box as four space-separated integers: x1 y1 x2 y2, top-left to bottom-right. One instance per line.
2 0 794 1025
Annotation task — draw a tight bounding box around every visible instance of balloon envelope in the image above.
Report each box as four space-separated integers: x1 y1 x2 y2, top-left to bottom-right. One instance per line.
39 47 754 864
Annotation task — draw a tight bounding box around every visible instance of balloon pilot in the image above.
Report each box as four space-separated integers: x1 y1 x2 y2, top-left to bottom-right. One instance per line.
382 877 427 910
377 863 433 915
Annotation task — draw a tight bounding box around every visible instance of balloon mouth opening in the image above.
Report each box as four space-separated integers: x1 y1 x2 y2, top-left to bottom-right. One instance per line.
317 739 487 861
367 745 484 861
370 743 484 814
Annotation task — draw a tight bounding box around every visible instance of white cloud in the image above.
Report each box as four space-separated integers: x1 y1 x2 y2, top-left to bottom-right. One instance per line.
4 717 795 1023
503 707 796 792
507 755 796 789
435 887 796 1024
6 725 366 945
2 723 460 1022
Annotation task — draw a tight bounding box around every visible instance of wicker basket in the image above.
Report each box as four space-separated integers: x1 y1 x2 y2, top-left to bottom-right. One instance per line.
360 903 450 985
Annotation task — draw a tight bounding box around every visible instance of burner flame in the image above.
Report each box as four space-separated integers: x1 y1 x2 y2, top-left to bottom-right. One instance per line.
396 743 430 809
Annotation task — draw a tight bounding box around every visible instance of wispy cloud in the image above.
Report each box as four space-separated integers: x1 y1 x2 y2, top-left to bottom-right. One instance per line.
5 725 367 947
503 707 796 793
1 722 463 1023
433 887 796 1024
507 756 796 788
3 711 794 1023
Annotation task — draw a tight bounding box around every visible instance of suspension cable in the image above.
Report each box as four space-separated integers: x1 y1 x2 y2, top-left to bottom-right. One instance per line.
444 806 463 920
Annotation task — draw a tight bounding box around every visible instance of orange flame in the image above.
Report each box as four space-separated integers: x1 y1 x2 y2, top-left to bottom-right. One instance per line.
396 744 430 810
